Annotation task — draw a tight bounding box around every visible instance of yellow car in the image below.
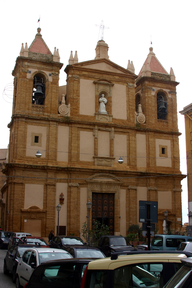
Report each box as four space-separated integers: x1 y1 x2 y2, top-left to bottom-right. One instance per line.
81 252 188 288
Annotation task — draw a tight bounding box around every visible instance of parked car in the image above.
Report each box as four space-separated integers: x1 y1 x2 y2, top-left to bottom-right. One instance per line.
18 236 49 247
0 231 14 249
8 232 32 249
97 235 135 256
66 245 106 258
50 236 86 249
177 241 192 255
15 247 72 288
23 258 93 288
151 234 192 251
81 251 188 288
164 257 192 288
3 244 37 282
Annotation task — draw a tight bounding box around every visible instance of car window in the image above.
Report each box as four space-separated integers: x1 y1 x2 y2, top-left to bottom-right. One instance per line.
61 238 84 245
109 237 126 246
29 252 36 267
22 250 32 263
37 263 80 286
76 249 105 258
38 252 72 264
17 247 29 258
164 265 192 288
151 236 163 247
103 237 109 246
87 270 108 287
166 238 183 248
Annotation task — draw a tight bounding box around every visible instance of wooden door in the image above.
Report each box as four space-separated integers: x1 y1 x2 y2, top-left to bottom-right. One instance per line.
92 193 114 234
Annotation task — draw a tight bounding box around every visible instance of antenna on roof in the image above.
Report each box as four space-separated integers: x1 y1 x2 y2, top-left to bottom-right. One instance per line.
96 20 109 41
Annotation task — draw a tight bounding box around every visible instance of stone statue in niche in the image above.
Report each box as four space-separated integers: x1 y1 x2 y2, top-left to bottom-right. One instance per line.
99 94 107 114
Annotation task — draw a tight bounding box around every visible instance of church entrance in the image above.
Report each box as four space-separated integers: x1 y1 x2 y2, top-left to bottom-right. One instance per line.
92 193 114 234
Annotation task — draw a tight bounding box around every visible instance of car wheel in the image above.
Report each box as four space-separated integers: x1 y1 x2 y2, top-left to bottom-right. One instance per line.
15 275 21 288
12 267 17 283
3 261 9 275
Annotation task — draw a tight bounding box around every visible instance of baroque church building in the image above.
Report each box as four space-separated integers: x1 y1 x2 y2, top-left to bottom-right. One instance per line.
1 28 184 237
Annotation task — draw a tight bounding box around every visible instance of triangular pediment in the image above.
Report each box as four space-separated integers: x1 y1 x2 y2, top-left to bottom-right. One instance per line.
72 59 136 77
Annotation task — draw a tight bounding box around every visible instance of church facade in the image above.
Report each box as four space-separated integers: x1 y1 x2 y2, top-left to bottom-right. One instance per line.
1 28 184 237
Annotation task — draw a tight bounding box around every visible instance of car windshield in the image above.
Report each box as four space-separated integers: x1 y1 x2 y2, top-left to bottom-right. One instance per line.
2 232 12 238
76 249 105 258
1 232 5 238
61 238 84 245
178 242 187 251
164 265 192 287
109 237 127 246
25 238 47 245
38 252 72 264
17 247 31 258
151 236 163 247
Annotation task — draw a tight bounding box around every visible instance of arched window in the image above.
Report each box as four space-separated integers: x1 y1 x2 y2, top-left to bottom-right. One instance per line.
32 73 46 105
157 92 167 120
135 94 141 112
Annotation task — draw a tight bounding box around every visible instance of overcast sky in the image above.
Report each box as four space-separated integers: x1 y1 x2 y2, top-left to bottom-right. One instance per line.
0 0 191 223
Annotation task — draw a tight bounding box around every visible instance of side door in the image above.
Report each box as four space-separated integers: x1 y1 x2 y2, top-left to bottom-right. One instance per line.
6 246 15 271
17 250 32 287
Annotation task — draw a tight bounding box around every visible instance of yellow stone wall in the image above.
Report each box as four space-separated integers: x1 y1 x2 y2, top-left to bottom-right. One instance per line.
2 48 184 238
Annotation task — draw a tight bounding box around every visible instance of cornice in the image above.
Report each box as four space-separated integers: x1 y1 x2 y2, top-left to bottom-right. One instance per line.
8 113 181 136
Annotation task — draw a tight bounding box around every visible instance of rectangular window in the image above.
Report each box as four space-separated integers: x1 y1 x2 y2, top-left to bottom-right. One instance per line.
31 133 42 146
34 136 39 143
159 145 168 158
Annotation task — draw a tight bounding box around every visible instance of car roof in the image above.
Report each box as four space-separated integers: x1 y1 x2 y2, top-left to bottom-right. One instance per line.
35 258 93 267
154 234 190 238
69 246 100 250
86 252 188 270
22 247 69 253
181 257 192 266
21 236 45 239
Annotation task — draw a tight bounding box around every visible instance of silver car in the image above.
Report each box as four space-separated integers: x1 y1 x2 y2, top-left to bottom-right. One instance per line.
15 247 72 288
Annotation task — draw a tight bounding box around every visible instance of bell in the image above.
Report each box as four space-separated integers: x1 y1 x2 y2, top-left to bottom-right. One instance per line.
34 83 44 98
159 100 167 112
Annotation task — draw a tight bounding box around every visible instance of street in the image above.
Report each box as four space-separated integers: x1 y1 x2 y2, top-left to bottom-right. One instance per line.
0 249 15 288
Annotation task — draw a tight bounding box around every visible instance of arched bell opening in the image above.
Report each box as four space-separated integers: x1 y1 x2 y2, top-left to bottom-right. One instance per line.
157 92 167 120
32 73 46 105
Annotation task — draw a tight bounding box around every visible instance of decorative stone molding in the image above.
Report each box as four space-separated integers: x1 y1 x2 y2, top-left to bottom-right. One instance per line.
128 186 137 190
32 104 44 113
58 95 70 116
93 156 115 167
135 104 146 124
95 113 112 122
173 188 182 192
93 126 98 138
127 83 134 88
93 80 114 97
147 187 157 191
69 183 79 187
73 75 79 80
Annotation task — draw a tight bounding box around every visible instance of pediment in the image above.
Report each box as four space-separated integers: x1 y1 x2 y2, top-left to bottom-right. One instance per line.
71 59 136 77
86 173 122 183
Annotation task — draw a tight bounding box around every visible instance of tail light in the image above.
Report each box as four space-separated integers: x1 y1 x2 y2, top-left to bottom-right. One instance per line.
24 283 28 288
80 265 88 288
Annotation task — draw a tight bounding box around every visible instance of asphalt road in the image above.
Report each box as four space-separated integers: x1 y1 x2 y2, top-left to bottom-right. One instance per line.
0 248 15 288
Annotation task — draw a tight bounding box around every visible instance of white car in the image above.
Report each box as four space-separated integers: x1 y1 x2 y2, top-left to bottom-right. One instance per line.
15 247 72 288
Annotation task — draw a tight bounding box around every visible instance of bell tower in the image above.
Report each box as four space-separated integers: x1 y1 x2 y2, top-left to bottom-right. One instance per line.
12 28 63 116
